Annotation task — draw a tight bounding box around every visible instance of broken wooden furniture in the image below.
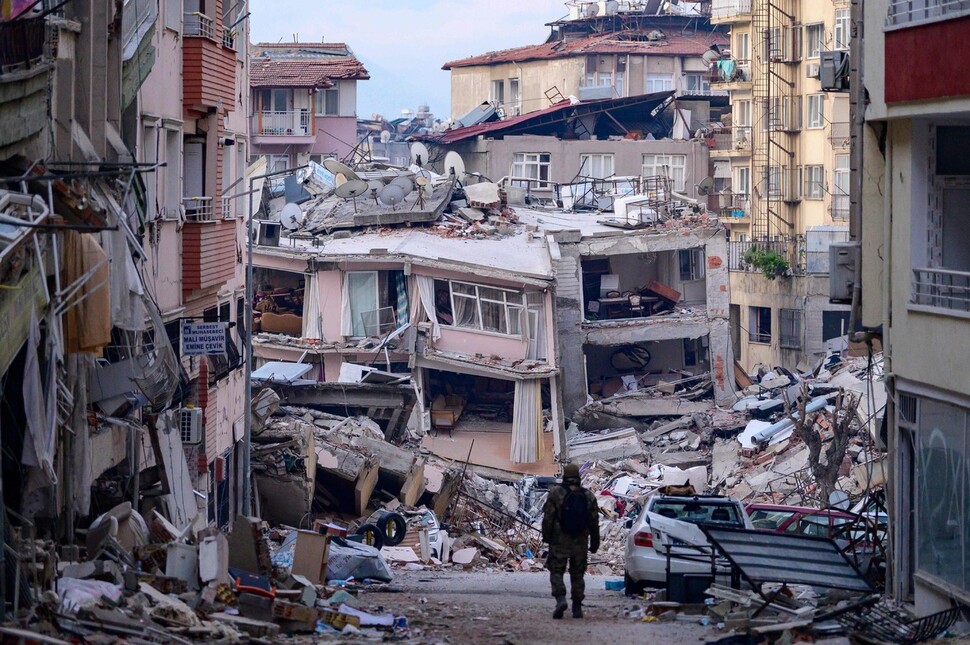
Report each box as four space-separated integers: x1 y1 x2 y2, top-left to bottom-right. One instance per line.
431 394 466 436
259 311 303 336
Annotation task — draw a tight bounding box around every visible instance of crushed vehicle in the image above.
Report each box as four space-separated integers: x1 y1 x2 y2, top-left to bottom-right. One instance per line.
623 494 753 595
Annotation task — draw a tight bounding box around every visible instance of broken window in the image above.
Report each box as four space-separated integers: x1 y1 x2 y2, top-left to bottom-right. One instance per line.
779 308 801 349
490 79 505 106
511 152 550 188
579 153 614 180
683 337 707 367
433 279 524 336
641 154 686 192
346 270 407 338
748 306 771 343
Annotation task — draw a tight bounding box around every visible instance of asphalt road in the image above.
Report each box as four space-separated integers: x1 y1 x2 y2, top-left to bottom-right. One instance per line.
358 569 727 645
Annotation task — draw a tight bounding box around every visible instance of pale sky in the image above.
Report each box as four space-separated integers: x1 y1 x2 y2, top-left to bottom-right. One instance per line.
248 0 568 121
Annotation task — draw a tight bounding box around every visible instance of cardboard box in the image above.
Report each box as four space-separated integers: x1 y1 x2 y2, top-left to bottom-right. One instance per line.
291 531 330 585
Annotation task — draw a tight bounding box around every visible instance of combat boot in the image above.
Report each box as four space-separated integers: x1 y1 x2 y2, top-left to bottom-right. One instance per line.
572 602 583 618
552 597 568 619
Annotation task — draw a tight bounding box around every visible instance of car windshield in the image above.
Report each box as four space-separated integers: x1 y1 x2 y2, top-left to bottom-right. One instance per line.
651 500 742 526
749 508 797 530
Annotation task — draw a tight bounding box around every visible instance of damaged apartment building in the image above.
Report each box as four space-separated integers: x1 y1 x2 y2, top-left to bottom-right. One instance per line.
0 0 251 556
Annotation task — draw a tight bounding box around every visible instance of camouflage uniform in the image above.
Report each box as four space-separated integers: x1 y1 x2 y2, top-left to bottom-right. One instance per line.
542 465 600 615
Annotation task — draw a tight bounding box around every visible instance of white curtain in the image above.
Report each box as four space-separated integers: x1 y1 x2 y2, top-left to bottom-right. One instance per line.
526 292 546 360
302 273 323 340
415 276 441 340
22 311 56 486
511 379 544 464
340 271 353 337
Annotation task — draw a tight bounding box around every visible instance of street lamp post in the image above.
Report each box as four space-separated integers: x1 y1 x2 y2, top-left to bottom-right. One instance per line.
242 164 307 516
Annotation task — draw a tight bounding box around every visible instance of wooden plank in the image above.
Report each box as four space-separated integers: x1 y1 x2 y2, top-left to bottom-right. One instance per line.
398 457 426 507
354 459 380 516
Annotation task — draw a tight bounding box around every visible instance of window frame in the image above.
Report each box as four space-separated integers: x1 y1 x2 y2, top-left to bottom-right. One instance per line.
645 72 673 93
749 305 772 344
579 153 615 180
804 164 825 200
808 93 825 129
834 8 850 50
779 308 801 349
510 152 551 188
491 79 505 105
679 248 706 282
315 87 339 116
805 23 824 59
439 279 526 337
641 153 687 192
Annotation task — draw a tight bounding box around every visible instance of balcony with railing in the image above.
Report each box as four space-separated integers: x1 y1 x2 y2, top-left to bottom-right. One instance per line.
251 110 314 144
709 59 751 86
830 194 850 221
728 237 806 275
829 121 850 148
182 196 237 292
711 0 752 22
182 12 237 113
0 16 51 156
888 0 970 28
911 268 970 314
718 194 751 224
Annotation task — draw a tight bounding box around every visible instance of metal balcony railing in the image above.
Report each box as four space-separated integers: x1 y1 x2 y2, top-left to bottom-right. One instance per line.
183 12 214 39
183 196 215 222
830 194 850 220
222 28 236 50
728 237 806 275
912 267 970 313
0 16 46 69
709 59 750 83
888 0 970 27
718 194 751 218
829 121 851 147
221 196 234 219
253 110 311 136
712 0 752 19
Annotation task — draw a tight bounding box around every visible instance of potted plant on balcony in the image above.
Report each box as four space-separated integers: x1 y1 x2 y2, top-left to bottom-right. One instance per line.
743 246 790 280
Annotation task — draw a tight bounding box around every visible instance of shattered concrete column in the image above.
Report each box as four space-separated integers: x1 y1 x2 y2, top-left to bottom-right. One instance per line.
703 232 736 406
551 230 588 417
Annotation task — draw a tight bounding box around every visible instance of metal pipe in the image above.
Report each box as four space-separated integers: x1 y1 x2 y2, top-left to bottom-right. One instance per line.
752 396 830 444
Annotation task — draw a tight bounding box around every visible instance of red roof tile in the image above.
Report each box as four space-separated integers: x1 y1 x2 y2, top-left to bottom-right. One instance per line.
443 30 728 69
249 43 370 87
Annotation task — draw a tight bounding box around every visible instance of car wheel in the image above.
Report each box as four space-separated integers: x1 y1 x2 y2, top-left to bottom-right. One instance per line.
624 571 647 597
376 512 408 547
355 523 385 550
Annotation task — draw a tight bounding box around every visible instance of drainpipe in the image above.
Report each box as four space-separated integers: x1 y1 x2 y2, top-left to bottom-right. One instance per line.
883 131 896 600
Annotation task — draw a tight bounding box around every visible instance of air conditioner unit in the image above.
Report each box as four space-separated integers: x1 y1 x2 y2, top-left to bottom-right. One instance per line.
820 50 850 91
180 407 203 444
256 220 281 247
829 241 860 302
806 62 820 79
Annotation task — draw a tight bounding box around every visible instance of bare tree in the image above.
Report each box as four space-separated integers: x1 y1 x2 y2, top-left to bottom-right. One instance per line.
785 385 858 505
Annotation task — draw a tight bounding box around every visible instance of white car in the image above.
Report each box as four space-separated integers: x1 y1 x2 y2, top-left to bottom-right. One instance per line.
624 495 753 595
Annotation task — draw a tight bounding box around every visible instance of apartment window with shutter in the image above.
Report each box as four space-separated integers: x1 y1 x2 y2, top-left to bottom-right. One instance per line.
779 308 801 349
749 306 771 343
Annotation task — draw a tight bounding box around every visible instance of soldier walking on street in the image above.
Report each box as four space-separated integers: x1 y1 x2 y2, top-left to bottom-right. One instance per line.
541 463 600 619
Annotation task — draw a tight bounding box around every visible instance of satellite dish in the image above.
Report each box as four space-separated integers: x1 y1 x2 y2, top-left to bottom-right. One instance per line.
584 2 599 18
334 173 347 187
410 142 431 167
323 158 359 180
829 490 850 511
697 176 715 196
335 179 369 213
444 151 466 179
702 49 722 65
378 183 407 209
390 175 414 195
279 202 304 230
366 179 384 202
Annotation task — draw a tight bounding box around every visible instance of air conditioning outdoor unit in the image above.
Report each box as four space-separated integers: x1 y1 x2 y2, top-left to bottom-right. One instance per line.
180 407 203 444
829 241 860 303
820 50 850 91
806 62 820 79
